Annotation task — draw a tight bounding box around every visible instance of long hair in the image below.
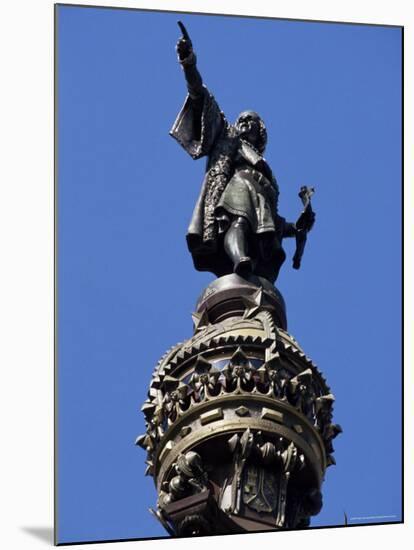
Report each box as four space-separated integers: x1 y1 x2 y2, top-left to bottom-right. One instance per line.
256 117 268 154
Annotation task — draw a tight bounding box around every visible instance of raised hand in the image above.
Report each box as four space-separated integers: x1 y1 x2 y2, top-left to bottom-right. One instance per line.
176 21 193 61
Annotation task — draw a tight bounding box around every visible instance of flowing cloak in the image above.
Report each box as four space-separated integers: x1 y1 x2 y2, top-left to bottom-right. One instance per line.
170 86 287 281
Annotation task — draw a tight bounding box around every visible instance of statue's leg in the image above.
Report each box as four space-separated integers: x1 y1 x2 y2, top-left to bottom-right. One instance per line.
224 216 252 276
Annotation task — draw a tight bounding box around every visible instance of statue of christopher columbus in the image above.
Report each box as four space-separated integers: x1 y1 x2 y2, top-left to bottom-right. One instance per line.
170 22 315 284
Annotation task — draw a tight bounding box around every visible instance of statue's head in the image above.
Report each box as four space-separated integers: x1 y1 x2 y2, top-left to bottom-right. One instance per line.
235 111 267 154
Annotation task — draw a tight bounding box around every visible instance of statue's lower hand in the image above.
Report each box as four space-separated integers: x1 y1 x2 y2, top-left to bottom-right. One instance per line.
296 210 315 233
300 209 315 232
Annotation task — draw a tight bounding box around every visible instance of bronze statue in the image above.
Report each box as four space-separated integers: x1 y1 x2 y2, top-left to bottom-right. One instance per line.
170 22 315 283
138 23 339 536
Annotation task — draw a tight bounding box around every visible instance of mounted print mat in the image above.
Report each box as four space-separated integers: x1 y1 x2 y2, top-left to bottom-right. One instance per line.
55 4 402 544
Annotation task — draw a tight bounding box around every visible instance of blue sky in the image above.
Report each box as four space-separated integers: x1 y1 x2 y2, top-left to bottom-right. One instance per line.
56 5 402 544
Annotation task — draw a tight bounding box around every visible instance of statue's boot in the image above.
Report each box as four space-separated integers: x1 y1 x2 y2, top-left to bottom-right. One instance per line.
224 217 252 276
234 257 252 276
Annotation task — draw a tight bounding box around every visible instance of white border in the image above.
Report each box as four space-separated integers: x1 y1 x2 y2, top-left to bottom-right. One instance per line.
0 1 410 549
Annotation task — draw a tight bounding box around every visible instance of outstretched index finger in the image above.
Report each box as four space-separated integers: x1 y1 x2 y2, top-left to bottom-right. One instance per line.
177 21 191 42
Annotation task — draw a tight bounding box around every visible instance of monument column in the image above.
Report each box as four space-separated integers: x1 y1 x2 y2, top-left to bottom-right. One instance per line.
136 21 340 536
136 274 340 535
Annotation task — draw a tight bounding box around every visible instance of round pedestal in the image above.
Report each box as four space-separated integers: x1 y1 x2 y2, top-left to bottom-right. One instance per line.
137 276 341 535
196 274 287 329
